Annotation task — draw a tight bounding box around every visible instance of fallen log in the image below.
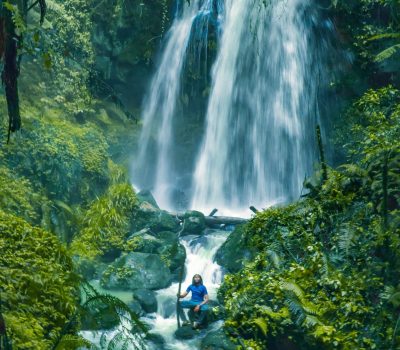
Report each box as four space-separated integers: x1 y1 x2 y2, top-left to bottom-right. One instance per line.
172 212 248 227
204 216 248 226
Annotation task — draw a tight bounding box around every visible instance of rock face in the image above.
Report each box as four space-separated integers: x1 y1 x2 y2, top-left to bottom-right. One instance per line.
127 299 144 316
136 190 160 209
132 289 158 313
91 1 175 112
200 330 237 350
215 224 253 273
126 228 186 279
180 210 206 236
134 201 180 233
146 332 166 350
101 252 171 291
174 325 198 340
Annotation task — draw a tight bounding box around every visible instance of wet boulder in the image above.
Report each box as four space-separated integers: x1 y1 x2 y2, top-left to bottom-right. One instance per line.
180 210 206 236
200 330 237 350
153 230 179 244
206 300 226 323
101 252 171 291
134 201 180 233
136 190 160 209
149 210 181 232
146 332 166 350
158 297 176 318
157 242 186 275
133 288 158 313
174 325 197 340
129 233 163 254
127 299 144 316
215 224 254 273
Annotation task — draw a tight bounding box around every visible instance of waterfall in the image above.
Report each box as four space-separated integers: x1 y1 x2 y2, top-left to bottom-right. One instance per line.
191 0 328 215
134 0 334 214
144 230 227 350
81 230 228 350
133 0 223 210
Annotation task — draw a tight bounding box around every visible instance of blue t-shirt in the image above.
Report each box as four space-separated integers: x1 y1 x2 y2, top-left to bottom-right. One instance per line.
186 284 208 302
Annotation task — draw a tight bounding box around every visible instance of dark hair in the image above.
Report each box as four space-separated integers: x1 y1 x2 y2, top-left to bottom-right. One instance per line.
192 274 203 285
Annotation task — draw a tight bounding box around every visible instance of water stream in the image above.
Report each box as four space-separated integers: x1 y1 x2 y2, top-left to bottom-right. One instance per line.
133 0 334 216
82 229 229 350
144 229 227 349
121 0 336 348
133 0 223 210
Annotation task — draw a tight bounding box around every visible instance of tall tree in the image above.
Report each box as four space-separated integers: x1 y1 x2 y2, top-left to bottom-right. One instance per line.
0 0 46 141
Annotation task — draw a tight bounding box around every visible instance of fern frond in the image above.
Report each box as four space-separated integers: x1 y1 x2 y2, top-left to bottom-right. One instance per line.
303 314 323 328
281 281 305 300
266 249 281 269
375 44 400 62
54 335 98 350
338 225 355 257
369 33 400 41
252 317 268 336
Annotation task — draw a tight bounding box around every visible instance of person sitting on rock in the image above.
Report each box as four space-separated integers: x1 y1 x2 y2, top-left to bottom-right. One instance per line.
177 274 209 329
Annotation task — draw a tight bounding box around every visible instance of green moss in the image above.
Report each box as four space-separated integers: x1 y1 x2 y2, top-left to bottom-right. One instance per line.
71 183 138 260
0 166 41 223
0 210 79 349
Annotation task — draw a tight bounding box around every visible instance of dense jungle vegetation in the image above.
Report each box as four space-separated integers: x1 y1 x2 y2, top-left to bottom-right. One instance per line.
0 0 399 349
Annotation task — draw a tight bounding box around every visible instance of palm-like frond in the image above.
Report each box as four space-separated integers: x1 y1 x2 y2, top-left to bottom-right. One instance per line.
375 44 400 62
53 335 99 350
381 285 400 307
82 294 147 334
281 281 322 327
369 33 400 41
337 225 355 258
266 248 281 269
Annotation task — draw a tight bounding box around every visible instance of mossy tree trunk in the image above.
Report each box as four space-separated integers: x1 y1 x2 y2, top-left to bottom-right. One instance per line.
1 0 21 140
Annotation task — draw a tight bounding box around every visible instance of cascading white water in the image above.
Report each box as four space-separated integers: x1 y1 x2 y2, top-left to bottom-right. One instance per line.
81 230 228 350
134 0 223 210
191 0 326 215
134 0 333 215
144 230 227 350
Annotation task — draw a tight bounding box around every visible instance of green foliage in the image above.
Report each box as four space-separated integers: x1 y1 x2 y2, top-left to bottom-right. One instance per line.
53 283 147 350
0 166 41 222
219 85 400 349
0 210 79 349
3 118 109 202
71 183 138 259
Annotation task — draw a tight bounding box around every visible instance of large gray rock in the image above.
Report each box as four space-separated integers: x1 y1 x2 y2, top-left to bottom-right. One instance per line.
149 210 181 232
174 325 197 340
146 333 166 350
200 330 237 350
127 299 144 316
153 230 179 244
132 233 163 254
133 289 158 313
215 224 254 273
181 210 206 236
137 190 159 209
133 201 180 233
206 300 225 323
157 242 186 274
101 252 171 291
